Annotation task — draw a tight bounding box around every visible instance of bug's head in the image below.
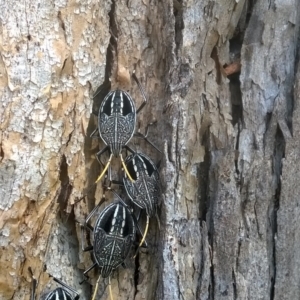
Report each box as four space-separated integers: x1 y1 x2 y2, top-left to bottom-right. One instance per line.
100 265 113 279
110 144 122 157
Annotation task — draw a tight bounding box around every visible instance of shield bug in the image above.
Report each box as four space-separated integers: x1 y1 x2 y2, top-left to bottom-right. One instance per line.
29 268 79 300
80 192 136 300
92 73 147 183
122 152 160 251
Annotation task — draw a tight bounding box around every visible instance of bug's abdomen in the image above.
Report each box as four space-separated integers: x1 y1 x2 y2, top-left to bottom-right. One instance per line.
126 175 159 217
123 153 160 216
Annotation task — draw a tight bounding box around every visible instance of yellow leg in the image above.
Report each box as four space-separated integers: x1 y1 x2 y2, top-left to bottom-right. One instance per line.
95 154 113 183
133 215 149 258
91 275 101 300
120 154 134 182
108 276 113 300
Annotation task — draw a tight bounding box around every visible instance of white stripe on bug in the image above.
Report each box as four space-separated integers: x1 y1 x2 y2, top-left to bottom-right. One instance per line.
63 290 67 300
138 155 148 176
133 158 139 178
110 91 116 113
120 206 126 235
120 91 124 114
113 91 118 149
106 204 122 273
134 165 137 172
142 160 148 175
53 290 63 300
123 205 126 220
110 204 119 233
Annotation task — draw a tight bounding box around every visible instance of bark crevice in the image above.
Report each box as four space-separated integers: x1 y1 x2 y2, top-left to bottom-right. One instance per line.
173 0 183 57
57 155 73 213
270 125 285 300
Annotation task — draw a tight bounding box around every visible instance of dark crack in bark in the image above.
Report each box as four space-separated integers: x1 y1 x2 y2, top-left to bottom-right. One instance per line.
270 125 285 300
173 0 183 58
57 154 73 214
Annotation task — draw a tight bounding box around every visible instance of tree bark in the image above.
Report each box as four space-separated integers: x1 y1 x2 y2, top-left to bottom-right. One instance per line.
1 0 300 300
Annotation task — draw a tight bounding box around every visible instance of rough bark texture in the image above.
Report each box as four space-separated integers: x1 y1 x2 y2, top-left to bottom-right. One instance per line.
1 0 300 299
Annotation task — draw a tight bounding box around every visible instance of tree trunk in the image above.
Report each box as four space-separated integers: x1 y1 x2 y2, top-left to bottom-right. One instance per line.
1 0 300 299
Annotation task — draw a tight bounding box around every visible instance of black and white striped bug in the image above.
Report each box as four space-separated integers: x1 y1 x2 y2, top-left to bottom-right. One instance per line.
92 73 147 183
123 153 160 217
99 90 136 157
122 152 160 250
29 270 79 300
80 193 136 300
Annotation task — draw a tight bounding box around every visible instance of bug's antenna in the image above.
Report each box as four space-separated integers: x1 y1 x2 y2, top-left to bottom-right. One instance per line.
91 275 101 300
120 153 134 182
95 154 113 183
133 215 149 258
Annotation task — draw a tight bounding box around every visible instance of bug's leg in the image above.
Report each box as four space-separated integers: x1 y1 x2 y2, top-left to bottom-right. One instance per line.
104 164 119 187
95 146 109 165
74 182 97 205
106 164 113 186
111 179 124 186
85 196 107 229
123 145 135 154
108 189 133 211
136 208 142 222
80 195 106 251
134 134 161 153
90 128 100 138
80 225 94 252
132 72 147 114
28 267 37 300
107 188 131 210
91 275 101 300
80 263 98 284
93 81 111 99
92 80 111 116
53 278 80 300
120 153 134 182
134 122 162 154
